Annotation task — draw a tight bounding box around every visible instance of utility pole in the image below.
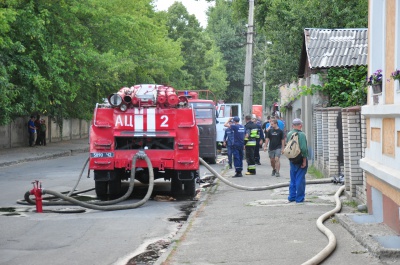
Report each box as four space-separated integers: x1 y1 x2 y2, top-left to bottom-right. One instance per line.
242 0 254 119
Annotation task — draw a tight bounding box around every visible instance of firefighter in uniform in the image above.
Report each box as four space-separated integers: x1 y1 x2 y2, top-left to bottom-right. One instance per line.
244 114 258 175
224 116 245 177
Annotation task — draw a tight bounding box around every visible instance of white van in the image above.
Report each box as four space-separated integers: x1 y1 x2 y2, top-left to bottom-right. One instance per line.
215 103 242 148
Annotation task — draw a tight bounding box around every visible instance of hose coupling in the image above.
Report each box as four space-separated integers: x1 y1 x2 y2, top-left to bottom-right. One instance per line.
137 150 147 160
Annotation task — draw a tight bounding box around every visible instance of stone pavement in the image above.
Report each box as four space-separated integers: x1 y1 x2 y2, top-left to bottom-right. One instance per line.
157 150 400 265
0 140 399 264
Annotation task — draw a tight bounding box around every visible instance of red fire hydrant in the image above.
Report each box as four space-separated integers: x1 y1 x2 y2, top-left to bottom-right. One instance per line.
30 180 43 213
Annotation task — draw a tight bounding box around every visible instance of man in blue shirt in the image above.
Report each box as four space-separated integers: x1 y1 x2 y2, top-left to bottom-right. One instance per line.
223 121 234 169
224 116 245 177
28 115 36 147
275 116 285 131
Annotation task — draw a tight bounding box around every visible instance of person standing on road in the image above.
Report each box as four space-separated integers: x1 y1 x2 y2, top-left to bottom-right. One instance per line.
34 114 41 146
28 115 36 147
224 116 245 177
275 115 285 131
287 118 308 203
223 121 234 169
262 115 271 137
263 119 285 177
244 115 258 175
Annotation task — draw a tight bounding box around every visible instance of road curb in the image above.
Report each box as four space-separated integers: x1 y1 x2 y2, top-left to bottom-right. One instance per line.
155 168 222 265
0 148 89 168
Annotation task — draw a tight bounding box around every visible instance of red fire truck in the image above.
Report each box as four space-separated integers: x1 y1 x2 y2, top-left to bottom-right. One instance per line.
177 90 217 164
89 84 199 199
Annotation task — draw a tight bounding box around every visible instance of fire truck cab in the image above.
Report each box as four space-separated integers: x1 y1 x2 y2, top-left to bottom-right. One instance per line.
178 91 217 164
89 84 199 199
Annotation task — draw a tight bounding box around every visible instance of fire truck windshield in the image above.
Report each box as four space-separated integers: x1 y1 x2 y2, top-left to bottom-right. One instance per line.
190 102 214 124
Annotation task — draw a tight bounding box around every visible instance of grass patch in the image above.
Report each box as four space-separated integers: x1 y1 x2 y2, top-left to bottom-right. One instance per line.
330 217 339 224
343 200 358 209
307 165 324 179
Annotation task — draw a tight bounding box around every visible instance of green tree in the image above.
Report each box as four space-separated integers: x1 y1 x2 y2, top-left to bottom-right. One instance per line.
206 0 246 103
227 0 368 109
164 1 228 97
320 66 368 107
0 0 184 125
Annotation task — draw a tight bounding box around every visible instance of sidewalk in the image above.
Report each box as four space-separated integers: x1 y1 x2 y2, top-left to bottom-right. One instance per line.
158 151 400 265
0 141 398 264
0 138 89 168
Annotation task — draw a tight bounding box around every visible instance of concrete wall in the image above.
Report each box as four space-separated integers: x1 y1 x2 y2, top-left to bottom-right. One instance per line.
0 116 90 149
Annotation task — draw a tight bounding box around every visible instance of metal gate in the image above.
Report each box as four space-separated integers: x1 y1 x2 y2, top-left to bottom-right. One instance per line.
336 112 344 174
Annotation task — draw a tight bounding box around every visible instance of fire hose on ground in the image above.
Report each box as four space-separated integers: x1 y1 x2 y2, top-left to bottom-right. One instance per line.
20 150 154 211
21 154 345 264
199 157 346 265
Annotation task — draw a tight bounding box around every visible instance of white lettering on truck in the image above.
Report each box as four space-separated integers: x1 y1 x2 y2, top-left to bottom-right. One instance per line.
114 109 169 129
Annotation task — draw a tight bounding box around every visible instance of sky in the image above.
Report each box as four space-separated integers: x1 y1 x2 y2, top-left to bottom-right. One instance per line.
154 0 214 28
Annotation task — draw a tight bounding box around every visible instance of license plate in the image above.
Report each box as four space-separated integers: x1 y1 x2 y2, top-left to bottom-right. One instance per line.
90 152 114 158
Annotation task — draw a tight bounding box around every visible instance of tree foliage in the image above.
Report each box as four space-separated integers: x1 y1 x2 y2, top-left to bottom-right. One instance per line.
320 66 368 107
164 2 228 98
0 0 227 126
228 0 368 108
206 0 246 103
0 0 370 126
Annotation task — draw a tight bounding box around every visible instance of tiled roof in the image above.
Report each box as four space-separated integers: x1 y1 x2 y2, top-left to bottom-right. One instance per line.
298 28 368 76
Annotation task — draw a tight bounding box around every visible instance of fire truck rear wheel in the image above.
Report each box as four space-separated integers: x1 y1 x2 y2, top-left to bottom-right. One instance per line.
171 177 182 196
108 175 121 196
207 157 216 164
95 181 108 199
183 179 196 197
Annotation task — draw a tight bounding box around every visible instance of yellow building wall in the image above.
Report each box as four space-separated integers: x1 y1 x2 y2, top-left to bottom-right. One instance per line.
385 0 396 104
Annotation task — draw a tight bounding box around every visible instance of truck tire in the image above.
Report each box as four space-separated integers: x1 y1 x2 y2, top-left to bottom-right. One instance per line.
183 179 196 197
95 181 108 199
171 177 182 197
108 175 121 197
207 157 216 164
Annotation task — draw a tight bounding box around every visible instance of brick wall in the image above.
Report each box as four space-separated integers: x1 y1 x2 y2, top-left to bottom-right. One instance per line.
313 106 366 203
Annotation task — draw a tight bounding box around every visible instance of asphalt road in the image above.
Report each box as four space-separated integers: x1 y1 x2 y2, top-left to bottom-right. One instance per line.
0 153 202 265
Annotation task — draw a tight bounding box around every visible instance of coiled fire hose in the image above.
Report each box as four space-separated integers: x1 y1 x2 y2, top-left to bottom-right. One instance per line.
199 158 346 264
21 151 154 211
